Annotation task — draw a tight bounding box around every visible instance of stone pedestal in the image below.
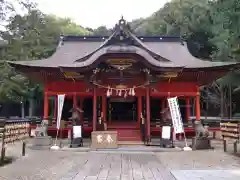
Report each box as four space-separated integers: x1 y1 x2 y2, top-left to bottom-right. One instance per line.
91 131 118 149
70 138 83 148
192 137 212 150
32 136 52 146
160 139 174 148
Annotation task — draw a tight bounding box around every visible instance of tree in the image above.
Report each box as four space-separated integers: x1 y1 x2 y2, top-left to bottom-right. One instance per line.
0 0 13 22
133 0 215 59
45 15 90 36
209 0 240 62
128 0 240 116
92 26 112 36
0 6 90 116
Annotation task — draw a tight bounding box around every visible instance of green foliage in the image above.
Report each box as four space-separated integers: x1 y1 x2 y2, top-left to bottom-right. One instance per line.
0 0 13 21
45 15 90 36
1 10 90 61
134 0 211 35
0 2 90 104
210 0 240 61
91 26 112 36
132 0 215 59
129 0 240 87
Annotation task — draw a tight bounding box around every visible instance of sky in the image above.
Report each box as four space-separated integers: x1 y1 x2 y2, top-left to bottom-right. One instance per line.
37 0 169 29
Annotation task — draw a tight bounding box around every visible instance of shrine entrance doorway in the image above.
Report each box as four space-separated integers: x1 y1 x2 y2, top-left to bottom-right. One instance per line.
106 96 141 141
107 97 137 123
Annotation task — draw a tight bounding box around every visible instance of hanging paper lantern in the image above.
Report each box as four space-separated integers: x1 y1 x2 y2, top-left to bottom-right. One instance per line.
118 89 122 96
106 89 110 97
124 90 127 98
132 88 135 96
129 88 132 96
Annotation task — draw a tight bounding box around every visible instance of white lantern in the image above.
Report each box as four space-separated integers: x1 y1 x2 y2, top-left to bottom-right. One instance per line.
132 88 135 96
118 89 122 96
129 89 132 96
124 90 127 98
106 89 111 97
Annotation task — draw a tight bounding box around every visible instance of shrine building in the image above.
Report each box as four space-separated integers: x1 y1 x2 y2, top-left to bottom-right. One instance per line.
8 18 240 142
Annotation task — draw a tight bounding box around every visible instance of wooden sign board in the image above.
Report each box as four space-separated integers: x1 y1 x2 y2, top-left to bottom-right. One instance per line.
73 125 82 138
161 126 171 139
160 126 174 148
91 131 118 149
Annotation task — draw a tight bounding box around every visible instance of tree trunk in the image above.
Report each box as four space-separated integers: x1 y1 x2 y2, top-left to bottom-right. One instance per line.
229 85 232 119
29 98 34 117
220 85 224 118
21 97 25 118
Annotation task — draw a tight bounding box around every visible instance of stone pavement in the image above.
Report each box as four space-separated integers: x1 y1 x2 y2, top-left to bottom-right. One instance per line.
171 170 240 180
157 150 240 170
156 150 240 180
0 150 175 180
1 140 240 180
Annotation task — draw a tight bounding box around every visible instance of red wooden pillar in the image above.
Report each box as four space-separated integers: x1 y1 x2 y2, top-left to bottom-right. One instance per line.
93 88 97 131
53 95 57 121
196 91 201 121
138 96 142 126
186 97 190 121
146 88 150 138
80 97 84 124
161 98 165 119
43 92 49 120
102 96 106 122
73 93 77 106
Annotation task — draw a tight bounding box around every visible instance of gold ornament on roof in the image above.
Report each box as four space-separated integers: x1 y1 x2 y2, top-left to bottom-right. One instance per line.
64 72 83 79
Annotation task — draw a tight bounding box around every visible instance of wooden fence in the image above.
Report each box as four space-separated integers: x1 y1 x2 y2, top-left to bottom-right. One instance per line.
220 119 240 153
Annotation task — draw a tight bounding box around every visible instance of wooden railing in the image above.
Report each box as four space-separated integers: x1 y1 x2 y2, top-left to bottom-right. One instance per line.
220 119 240 153
150 118 221 128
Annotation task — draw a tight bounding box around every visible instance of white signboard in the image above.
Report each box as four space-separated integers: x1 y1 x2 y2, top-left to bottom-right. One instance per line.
56 94 65 130
162 126 171 139
30 129 36 137
73 125 82 138
167 97 184 134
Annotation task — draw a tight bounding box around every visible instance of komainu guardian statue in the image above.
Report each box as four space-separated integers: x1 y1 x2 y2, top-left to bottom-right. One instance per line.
35 120 48 137
194 121 209 138
70 105 83 126
192 120 212 150
33 120 52 147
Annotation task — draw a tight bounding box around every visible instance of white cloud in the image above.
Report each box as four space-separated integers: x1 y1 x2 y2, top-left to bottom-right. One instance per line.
37 0 169 28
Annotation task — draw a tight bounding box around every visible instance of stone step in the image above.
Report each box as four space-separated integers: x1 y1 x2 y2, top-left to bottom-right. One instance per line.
118 136 142 141
118 141 144 145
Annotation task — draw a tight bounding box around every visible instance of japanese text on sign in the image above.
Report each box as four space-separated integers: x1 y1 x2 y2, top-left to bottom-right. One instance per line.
96 134 113 143
167 97 184 134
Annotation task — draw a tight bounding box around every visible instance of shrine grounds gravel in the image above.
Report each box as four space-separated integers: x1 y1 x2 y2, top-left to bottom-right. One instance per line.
0 140 240 179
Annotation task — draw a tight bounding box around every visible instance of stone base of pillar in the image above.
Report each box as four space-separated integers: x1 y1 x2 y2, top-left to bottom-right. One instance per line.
32 136 52 146
191 137 213 150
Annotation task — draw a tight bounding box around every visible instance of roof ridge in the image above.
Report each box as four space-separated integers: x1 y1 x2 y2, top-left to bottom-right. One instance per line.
74 17 173 63
63 35 182 42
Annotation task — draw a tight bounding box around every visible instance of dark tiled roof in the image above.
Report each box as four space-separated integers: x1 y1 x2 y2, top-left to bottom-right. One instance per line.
7 17 240 70
9 40 239 69
9 41 102 67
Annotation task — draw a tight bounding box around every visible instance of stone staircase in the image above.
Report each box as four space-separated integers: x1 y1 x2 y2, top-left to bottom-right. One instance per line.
107 121 142 144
